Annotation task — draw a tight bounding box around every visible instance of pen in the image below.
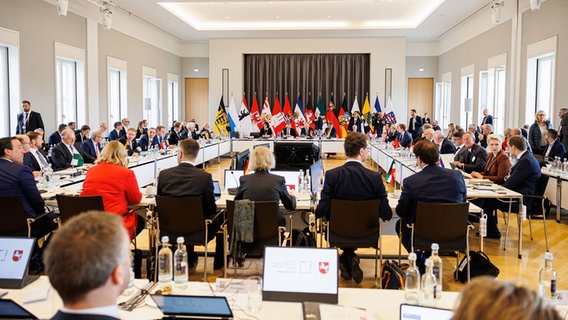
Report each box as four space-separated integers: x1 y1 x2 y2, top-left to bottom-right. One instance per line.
0 291 8 298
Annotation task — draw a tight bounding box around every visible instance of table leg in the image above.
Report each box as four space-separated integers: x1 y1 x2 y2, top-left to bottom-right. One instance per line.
556 178 562 223
517 201 522 259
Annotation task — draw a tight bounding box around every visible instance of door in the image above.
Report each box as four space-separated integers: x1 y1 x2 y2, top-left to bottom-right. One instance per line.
408 78 434 122
185 78 208 124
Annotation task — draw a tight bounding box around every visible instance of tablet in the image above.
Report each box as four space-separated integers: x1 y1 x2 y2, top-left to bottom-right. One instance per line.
400 303 454 320
150 295 233 319
0 299 38 319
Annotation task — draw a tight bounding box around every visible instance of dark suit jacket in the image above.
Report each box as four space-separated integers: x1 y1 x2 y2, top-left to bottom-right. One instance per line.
119 137 140 156
0 158 45 219
51 143 76 170
158 162 217 219
439 138 457 154
325 127 336 138
80 139 100 160
282 127 298 137
504 151 541 205
399 131 413 148
561 113 568 151
168 130 182 145
107 129 122 141
396 164 466 249
316 161 392 221
544 139 566 160
300 127 315 137
386 131 401 142
481 114 493 125
408 115 423 137
16 110 44 134
75 133 88 144
235 171 296 225
48 131 62 147
479 150 511 185
23 150 47 173
51 311 119 320
454 143 487 173
138 135 160 151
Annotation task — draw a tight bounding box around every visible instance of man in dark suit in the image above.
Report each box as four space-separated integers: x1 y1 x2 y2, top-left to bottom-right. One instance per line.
80 130 103 162
478 124 493 148
408 108 423 140
119 128 142 156
168 122 183 146
45 211 128 320
0 137 57 238
48 124 68 148
396 140 467 250
397 124 413 148
107 122 123 141
544 129 566 160
24 132 50 175
282 122 298 137
477 136 541 239
119 118 130 138
16 100 45 134
138 127 160 151
51 129 84 171
325 121 337 138
558 107 568 151
316 132 392 283
157 139 224 270
452 132 487 173
75 125 90 144
433 130 456 154
480 108 494 126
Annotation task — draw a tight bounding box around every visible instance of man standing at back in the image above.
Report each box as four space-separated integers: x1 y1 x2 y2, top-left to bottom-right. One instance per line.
558 107 568 151
16 100 44 134
408 108 423 140
157 139 224 271
396 140 467 250
316 132 392 284
45 211 130 320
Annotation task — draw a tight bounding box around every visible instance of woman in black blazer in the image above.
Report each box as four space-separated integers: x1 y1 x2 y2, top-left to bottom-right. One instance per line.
234 146 296 226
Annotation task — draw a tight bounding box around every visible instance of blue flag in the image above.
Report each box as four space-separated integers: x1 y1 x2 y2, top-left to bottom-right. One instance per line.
374 95 382 113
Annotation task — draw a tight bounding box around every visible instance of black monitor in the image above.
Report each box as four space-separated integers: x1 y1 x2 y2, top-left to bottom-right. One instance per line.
254 143 270 149
310 160 324 196
274 142 320 171
235 149 250 170
250 132 261 139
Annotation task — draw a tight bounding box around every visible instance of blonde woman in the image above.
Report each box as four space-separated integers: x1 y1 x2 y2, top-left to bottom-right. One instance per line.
471 134 511 184
451 277 561 320
446 122 457 140
81 141 142 239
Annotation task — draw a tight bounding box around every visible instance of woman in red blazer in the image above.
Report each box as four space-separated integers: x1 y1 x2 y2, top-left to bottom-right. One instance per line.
471 134 512 185
81 141 142 239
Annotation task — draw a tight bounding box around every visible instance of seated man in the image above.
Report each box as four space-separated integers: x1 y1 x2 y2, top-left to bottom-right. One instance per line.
157 139 224 270
80 129 103 162
476 136 541 239
138 127 159 151
543 128 566 160
433 130 456 154
282 122 298 138
396 140 467 250
119 128 142 156
45 211 130 320
316 132 392 284
397 123 413 148
452 132 487 173
51 129 84 171
48 123 67 148
107 121 123 141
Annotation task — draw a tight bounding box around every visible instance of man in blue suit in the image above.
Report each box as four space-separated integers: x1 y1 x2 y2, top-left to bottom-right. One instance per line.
80 130 103 162
544 129 566 160
0 137 57 238
397 123 413 148
316 132 392 283
396 140 467 250
138 127 160 151
107 122 123 141
477 136 541 239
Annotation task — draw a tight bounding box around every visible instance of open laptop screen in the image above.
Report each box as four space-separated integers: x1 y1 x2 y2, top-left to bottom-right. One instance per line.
0 237 35 280
151 295 233 319
263 247 338 304
400 304 454 320
224 169 245 190
271 171 300 191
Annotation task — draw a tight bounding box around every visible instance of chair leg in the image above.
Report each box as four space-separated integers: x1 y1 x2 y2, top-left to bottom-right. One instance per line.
504 200 513 251
204 223 209 282
454 252 459 281
542 201 549 252
223 225 228 278
528 214 533 241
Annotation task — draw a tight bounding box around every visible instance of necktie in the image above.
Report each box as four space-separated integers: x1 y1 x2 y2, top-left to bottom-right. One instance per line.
95 143 99 157
36 149 48 167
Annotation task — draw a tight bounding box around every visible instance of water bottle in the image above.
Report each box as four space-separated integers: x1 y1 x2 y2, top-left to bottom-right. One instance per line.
538 252 558 303
174 237 188 289
298 169 304 192
304 169 311 193
421 260 437 307
427 243 443 299
480 214 487 237
563 159 568 175
158 236 173 286
44 164 54 188
404 252 421 305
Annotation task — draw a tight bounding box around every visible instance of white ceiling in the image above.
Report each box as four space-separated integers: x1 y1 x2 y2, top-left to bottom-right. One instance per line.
114 0 491 42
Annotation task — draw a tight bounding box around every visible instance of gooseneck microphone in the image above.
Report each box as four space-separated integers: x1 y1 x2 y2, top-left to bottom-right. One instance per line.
228 171 239 195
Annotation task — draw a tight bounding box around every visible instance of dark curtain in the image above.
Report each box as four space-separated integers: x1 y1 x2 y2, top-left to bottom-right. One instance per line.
243 54 370 115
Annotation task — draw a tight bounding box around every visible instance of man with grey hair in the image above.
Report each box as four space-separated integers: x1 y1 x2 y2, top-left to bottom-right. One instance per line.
433 130 456 154
51 129 84 170
558 107 568 150
80 129 103 162
452 132 487 173
45 211 130 320
478 124 493 148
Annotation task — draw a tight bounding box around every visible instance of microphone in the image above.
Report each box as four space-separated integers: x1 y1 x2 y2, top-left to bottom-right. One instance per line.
228 171 239 195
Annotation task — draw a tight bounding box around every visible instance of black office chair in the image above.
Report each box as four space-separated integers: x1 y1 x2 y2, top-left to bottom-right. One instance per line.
0 196 31 237
155 195 227 281
55 194 105 224
408 202 472 282
325 199 382 287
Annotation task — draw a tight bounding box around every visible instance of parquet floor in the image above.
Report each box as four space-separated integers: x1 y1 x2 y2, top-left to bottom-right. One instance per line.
188 155 568 293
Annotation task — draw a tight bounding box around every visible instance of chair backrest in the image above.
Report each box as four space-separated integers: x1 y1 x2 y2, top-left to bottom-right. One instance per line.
56 194 105 223
226 200 280 251
0 196 29 237
413 202 470 252
329 199 381 248
535 174 549 197
155 195 206 245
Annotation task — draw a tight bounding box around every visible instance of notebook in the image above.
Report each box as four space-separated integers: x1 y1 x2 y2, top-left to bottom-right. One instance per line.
0 237 39 289
263 246 338 304
399 304 454 320
151 294 233 319
213 180 221 201
0 299 38 319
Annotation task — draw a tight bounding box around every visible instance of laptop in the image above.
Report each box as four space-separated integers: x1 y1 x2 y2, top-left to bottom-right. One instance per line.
213 180 221 201
263 246 338 304
0 299 38 319
151 294 233 319
0 237 39 289
399 304 454 320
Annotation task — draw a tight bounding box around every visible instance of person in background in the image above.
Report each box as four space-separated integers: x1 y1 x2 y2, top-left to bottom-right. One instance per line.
186 122 199 140
502 128 512 151
446 122 457 140
512 127 532 153
199 123 213 140
543 129 566 161
397 123 413 148
431 119 441 131
119 128 141 156
51 129 84 171
324 121 337 138
45 211 130 320
471 134 511 184
300 122 315 137
452 132 487 173
478 124 493 148
25 132 49 176
450 276 560 320
16 100 45 134
480 108 493 125
468 123 480 144
452 131 465 155
529 110 552 156
81 141 143 240
99 122 108 135
260 121 274 138
48 124 68 148
80 130 103 162
282 122 298 137
433 130 456 154
136 120 147 139
408 108 423 140
75 125 91 144
67 122 77 134
107 122 123 141
168 122 183 146
557 107 568 151
138 127 159 151
423 112 431 124
119 118 130 137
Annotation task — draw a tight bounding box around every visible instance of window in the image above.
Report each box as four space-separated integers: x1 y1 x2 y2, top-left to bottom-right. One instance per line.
107 57 127 127
479 67 506 134
142 66 161 127
0 46 8 136
460 73 474 128
526 36 557 126
434 80 451 129
55 42 85 126
167 73 179 126
0 27 20 136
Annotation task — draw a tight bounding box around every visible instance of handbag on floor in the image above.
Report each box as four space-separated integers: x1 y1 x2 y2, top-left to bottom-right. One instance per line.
454 251 500 283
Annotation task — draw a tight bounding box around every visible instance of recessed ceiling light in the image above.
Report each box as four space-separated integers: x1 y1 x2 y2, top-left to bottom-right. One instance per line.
194 68 199 72
419 68 425 72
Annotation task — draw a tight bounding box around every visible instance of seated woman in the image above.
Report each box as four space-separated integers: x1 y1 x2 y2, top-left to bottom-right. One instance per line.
259 121 273 138
81 141 143 239
234 146 296 226
471 134 511 185
451 276 561 320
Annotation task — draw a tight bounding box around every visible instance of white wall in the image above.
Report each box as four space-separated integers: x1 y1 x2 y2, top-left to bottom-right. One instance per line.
208 37 407 124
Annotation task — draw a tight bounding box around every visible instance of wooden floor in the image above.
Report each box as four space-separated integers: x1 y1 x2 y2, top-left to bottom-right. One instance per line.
190 154 568 293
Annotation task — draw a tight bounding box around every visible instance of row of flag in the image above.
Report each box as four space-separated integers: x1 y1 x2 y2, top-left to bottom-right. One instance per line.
214 93 398 138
